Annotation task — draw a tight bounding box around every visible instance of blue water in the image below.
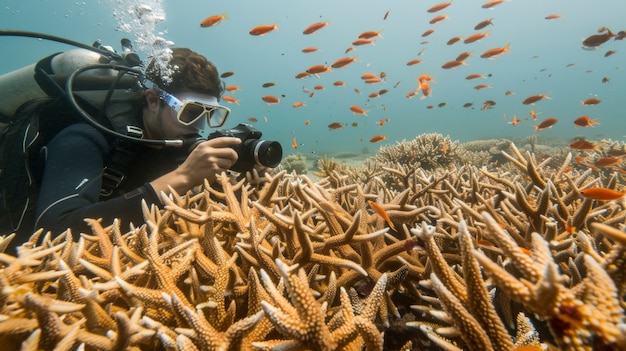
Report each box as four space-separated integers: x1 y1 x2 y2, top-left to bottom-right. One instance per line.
2 0 625 157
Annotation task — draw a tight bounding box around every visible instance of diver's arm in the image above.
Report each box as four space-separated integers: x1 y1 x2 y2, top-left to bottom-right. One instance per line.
34 123 161 237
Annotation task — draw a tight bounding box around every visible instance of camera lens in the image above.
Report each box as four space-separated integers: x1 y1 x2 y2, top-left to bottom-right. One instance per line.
253 140 283 168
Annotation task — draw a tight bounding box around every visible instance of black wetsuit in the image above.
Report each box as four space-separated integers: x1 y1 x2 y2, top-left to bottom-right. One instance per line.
23 121 189 245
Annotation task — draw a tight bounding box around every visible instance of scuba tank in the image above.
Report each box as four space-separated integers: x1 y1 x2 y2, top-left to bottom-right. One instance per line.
0 48 125 127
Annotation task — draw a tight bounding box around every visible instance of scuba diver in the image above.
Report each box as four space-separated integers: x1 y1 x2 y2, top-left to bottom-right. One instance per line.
0 32 282 251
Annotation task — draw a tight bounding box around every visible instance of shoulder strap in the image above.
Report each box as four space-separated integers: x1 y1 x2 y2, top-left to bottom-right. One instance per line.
100 125 143 197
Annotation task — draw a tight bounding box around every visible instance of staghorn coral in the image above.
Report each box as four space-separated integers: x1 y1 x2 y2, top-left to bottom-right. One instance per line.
277 152 309 174
0 139 625 350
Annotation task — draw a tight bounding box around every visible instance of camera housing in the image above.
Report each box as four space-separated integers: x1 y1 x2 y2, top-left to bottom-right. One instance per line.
206 123 282 172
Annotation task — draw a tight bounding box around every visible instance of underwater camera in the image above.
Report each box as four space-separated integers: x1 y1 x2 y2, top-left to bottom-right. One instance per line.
206 123 282 172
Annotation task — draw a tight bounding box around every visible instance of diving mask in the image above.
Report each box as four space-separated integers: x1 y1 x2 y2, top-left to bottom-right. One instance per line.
144 80 230 127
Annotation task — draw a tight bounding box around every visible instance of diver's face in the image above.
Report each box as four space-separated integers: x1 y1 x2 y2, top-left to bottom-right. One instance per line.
143 90 208 140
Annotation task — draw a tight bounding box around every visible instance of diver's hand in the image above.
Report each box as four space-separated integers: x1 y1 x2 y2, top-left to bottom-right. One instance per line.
150 137 241 197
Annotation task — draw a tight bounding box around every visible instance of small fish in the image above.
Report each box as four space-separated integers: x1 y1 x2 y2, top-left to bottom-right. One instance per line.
482 0 508 9
313 84 325 90
292 101 306 108
306 65 333 75
579 187 626 201
522 93 550 105
581 97 601 106
534 117 558 131
544 14 562 20
465 73 485 80
304 120 310 126
352 38 376 46
594 157 622 168
303 21 330 35
369 134 386 143
200 12 228 28
262 82 276 88
529 109 537 120
333 80 346 87
261 95 280 104
328 122 344 130
301 47 319 53
582 28 615 48
350 105 369 116
225 85 241 92
221 95 239 105
474 18 494 30
456 51 473 61
429 14 449 24
473 84 491 90
447 36 463 45
331 56 359 69
249 22 279 36
504 90 515 95
573 115 600 128
464 31 490 43
442 60 466 69
292 137 298 149
427 1 454 13
247 117 258 123
442 139 447 155
406 59 423 66
569 139 604 151
295 72 311 79
507 114 524 126
368 200 396 230
421 29 435 37
383 9 391 20
480 43 511 58
359 30 384 39
220 71 235 78
463 102 473 108
602 77 610 83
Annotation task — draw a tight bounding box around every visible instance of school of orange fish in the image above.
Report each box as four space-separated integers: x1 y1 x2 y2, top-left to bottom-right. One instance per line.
200 1 624 168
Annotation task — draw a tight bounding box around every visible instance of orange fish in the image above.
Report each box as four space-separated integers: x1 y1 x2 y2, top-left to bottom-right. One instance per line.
429 14 449 24
331 56 359 69
545 14 562 20
368 92 380 99
507 114 524 126
419 80 432 97
313 84 325 90
301 47 319 53
261 95 280 104
369 134 386 143
361 73 378 80
482 0 508 9
333 80 346 87
421 29 435 37
247 117 258 123
249 22 279 36
292 101 306 108
447 36 463 45
474 84 491 90
579 187 626 201
465 73 485 80
294 72 311 79
406 59 423 66
529 109 537 120
442 139 447 155
350 105 369 116
427 1 454 13
480 43 511 58
573 115 600 128
221 95 239 105
220 71 235 78
569 139 604 151
474 18 494 30
200 12 228 28
442 60 466 69
594 157 623 168
304 119 310 126
456 51 473 61
303 21 330 35
522 93 550 105
463 31 490 43
534 117 558 131
225 85 241 92
262 82 276 88
352 38 376 46
368 200 396 230
359 30 384 39
306 65 333 75
581 97 601 106
292 137 298 149
365 78 383 84
328 122 344 130
582 28 615 47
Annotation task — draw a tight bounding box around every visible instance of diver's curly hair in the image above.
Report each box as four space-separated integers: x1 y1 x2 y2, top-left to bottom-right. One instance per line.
145 48 223 98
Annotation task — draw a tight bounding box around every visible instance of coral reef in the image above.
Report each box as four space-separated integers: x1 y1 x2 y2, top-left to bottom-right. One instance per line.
1 137 626 350
277 152 308 174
